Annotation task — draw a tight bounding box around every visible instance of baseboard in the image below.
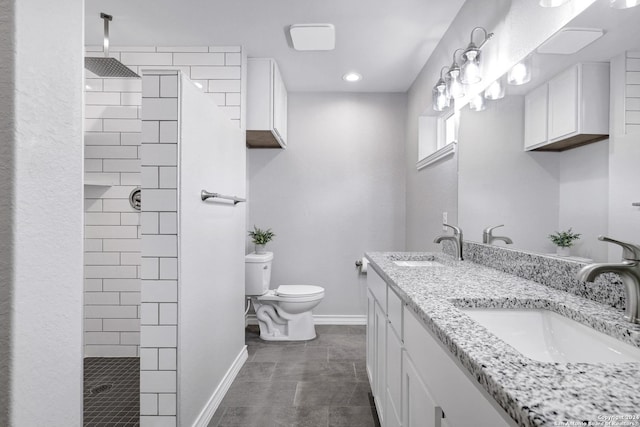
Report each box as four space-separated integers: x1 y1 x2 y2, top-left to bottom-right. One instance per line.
245 314 366 326
191 345 248 427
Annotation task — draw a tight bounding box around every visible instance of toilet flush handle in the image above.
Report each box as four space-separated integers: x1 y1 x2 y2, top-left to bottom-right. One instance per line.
263 266 268 270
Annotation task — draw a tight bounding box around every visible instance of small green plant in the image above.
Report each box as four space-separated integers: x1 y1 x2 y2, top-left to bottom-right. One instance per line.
248 226 275 245
548 228 581 248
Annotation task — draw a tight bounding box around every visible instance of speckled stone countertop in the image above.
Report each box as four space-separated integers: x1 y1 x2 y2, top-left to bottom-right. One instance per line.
365 251 640 427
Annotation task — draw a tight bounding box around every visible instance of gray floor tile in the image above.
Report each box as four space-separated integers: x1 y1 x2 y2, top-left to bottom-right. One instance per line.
216 326 378 426
293 381 358 406
273 406 329 427
253 346 329 362
221 381 298 407
328 406 379 426
316 325 366 335
235 362 277 382
215 406 276 426
273 361 357 382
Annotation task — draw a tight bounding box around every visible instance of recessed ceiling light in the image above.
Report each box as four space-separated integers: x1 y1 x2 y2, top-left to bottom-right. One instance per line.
343 72 362 82
289 24 335 51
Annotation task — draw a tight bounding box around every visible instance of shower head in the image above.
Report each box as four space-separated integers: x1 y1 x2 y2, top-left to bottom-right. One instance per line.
85 13 140 78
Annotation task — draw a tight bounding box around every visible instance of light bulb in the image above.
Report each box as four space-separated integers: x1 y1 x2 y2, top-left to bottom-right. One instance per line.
469 94 486 111
343 72 362 82
507 60 531 86
484 78 505 100
609 0 640 8
461 51 482 85
539 0 571 7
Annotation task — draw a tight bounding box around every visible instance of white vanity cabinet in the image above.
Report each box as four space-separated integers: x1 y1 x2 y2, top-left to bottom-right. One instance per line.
246 58 288 148
366 267 516 427
524 62 609 152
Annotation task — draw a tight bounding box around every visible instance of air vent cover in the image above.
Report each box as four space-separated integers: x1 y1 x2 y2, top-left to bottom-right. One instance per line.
289 24 335 51
537 28 604 55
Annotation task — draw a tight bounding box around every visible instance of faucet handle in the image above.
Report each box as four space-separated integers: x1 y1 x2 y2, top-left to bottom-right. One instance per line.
443 223 461 235
483 224 504 234
598 235 640 261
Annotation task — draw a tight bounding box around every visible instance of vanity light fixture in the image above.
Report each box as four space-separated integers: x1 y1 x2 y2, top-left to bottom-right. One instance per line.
484 76 505 100
469 93 486 111
507 56 532 85
539 0 571 7
432 66 451 111
342 72 362 82
609 0 640 8
446 49 466 99
460 27 494 84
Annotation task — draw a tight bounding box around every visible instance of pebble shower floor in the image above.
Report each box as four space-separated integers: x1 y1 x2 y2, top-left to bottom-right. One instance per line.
83 357 140 426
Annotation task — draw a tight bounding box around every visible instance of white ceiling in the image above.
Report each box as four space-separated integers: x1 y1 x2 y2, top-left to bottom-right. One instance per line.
84 0 466 92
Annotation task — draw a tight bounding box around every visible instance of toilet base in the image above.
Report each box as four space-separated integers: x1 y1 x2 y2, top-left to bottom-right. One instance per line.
253 300 317 341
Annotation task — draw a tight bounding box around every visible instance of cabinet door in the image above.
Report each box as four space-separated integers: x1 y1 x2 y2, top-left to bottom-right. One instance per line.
386 324 402 427
548 65 578 141
366 290 375 385
524 83 548 150
374 301 387 424
402 351 442 427
272 61 288 146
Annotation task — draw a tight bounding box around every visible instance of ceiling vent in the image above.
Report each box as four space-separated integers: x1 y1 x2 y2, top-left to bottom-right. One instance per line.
289 24 335 51
537 28 604 55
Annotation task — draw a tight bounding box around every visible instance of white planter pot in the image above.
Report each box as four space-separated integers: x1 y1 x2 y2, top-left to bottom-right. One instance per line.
556 246 571 257
255 244 266 254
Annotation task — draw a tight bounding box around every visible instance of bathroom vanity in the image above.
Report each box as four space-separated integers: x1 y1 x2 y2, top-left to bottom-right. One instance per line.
365 250 640 427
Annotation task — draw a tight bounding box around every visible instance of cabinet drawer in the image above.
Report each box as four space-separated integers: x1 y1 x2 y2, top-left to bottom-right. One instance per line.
404 308 514 427
367 268 387 310
387 287 403 338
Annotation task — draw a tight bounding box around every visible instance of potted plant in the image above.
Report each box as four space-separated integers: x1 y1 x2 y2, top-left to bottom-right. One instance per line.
248 226 275 254
548 228 581 257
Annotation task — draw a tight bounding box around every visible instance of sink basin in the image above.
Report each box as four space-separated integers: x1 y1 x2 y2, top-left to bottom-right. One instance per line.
460 308 640 363
393 260 444 267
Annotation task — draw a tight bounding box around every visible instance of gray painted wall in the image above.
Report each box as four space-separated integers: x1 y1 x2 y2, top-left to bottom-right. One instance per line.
248 92 407 317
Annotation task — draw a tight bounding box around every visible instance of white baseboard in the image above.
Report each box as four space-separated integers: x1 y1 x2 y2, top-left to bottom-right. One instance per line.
191 345 248 427
245 314 366 326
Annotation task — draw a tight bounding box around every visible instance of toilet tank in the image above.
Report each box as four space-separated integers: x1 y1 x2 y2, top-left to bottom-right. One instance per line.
245 252 273 295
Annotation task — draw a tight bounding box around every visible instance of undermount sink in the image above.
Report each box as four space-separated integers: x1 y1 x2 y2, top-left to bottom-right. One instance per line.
393 260 444 267
460 308 640 363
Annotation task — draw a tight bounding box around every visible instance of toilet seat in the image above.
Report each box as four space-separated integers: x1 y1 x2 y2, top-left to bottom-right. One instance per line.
257 285 324 303
276 285 324 298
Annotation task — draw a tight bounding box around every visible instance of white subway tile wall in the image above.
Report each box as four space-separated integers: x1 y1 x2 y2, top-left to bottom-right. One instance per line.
83 45 244 359
140 71 180 427
627 51 640 134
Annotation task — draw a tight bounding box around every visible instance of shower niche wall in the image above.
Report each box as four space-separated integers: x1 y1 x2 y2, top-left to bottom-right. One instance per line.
83 46 247 426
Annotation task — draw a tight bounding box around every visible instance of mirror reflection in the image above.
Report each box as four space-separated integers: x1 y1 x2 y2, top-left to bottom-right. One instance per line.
457 1 640 262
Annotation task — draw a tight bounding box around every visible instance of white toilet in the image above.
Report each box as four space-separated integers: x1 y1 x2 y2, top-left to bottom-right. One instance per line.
245 252 324 341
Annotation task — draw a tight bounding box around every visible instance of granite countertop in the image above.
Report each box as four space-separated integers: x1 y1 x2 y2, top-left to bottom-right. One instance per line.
365 251 640 427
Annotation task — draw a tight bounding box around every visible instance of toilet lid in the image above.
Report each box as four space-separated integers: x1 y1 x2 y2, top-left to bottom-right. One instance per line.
276 285 324 297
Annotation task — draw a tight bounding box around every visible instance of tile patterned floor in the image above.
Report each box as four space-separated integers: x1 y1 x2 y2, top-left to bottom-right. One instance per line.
83 357 140 427
209 325 381 427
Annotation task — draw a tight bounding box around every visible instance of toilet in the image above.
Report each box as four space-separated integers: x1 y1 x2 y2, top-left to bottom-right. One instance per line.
245 252 324 341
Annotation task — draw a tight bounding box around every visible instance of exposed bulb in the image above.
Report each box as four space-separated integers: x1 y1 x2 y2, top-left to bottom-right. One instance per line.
484 78 505 100
539 0 571 6
609 0 640 8
469 94 486 111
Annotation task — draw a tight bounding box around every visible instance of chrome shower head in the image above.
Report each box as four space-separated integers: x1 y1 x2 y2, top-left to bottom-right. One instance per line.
85 13 140 78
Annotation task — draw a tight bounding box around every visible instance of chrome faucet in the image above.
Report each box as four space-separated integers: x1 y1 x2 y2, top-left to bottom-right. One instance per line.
576 236 640 324
482 224 513 245
434 224 463 261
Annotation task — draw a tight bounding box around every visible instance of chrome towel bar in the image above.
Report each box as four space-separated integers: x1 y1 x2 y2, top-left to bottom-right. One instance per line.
201 190 246 205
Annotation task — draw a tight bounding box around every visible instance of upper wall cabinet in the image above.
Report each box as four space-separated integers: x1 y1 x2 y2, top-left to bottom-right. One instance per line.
246 58 288 149
524 62 610 152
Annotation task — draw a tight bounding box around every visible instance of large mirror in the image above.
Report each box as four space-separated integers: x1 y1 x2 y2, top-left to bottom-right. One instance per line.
457 1 640 262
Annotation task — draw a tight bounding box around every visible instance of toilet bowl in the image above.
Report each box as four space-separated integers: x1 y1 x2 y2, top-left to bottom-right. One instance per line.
245 253 324 341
